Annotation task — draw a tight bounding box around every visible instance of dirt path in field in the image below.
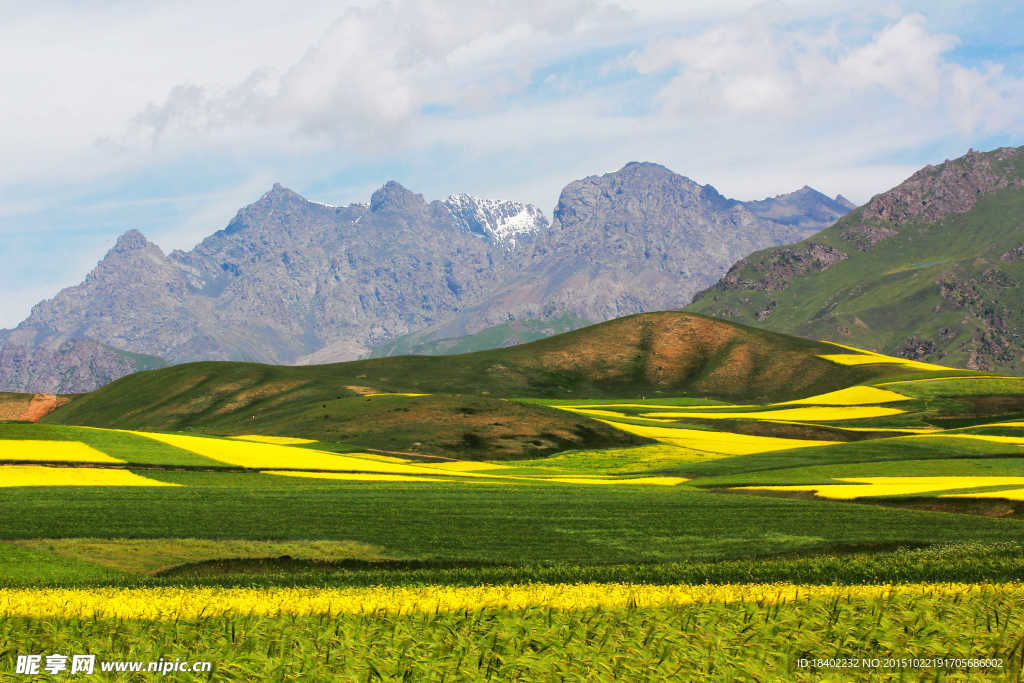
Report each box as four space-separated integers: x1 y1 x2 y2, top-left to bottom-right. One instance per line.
20 394 71 422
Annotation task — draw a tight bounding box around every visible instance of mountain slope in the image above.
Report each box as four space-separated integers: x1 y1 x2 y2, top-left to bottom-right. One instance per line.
688 146 1024 372
2 184 544 392
3 166 850 392
374 163 852 344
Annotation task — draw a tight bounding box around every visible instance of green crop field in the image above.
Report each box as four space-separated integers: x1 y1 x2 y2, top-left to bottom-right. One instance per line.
5 314 1024 678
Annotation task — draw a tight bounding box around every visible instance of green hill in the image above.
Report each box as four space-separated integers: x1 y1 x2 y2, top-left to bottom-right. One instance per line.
368 313 590 358
688 146 1024 373
43 311 926 457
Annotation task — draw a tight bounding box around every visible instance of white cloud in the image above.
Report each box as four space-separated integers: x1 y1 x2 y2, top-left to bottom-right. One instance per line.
121 0 631 154
627 11 1023 137
0 1 1021 329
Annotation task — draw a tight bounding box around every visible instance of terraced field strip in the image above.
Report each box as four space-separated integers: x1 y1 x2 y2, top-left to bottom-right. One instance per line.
817 341 954 371
2 582 1020 619
115 430 686 486
263 471 449 483
0 465 178 488
640 406 907 421
0 440 124 464
876 375 1024 386
737 476 1024 500
128 431 472 476
229 435 317 445
558 407 676 422
909 434 1024 447
944 488 1024 501
595 421 840 455
773 386 912 405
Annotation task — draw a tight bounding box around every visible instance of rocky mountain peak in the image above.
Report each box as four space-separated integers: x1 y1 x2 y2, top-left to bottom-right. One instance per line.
835 194 856 210
370 181 425 212
443 194 547 250
111 229 153 253
858 145 1023 228
259 183 306 205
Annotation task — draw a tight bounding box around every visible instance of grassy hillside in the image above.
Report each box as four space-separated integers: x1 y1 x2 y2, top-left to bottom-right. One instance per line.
42 312 926 456
7 354 1024 677
688 146 1024 372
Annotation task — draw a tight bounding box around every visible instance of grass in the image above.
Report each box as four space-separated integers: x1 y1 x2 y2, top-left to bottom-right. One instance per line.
9 539 390 575
10 328 1024 676
2 473 1023 575
1 585 1021 680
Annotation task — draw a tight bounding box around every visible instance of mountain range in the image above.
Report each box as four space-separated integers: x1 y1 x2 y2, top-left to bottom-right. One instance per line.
0 164 851 393
688 146 1024 373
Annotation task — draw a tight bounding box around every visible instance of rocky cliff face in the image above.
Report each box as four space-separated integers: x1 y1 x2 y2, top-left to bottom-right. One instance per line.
413 162 849 338
0 335 165 394
1 165 851 392
689 145 1024 373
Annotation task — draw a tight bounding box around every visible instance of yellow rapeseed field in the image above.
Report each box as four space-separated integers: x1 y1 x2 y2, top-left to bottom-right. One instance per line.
774 386 912 406
262 471 446 483
739 476 1024 499
129 431 461 475
534 476 688 486
640 406 906 421
229 435 317 445
564 403 750 410
816 341 952 371
425 461 509 471
0 440 123 463
909 434 1024 447
1 583 1015 619
0 465 179 488
558 407 676 422
596 421 839 455
363 393 431 397
943 487 1024 501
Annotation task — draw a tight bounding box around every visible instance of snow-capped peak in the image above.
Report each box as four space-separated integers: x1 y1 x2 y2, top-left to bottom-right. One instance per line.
443 193 548 250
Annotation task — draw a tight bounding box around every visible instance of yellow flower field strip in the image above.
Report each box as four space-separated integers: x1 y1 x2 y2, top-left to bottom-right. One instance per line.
738 476 1024 500
1 582 1016 619
640 406 906 421
130 430 685 485
876 375 1022 386
907 434 1024 446
766 421 939 434
128 431 480 476
943 487 1024 501
971 421 1024 429
773 386 912 406
363 393 431 397
561 404 751 410
557 407 676 422
264 469 686 487
0 465 179 488
0 440 124 464
343 452 414 464
263 471 447 483
229 435 318 445
816 342 953 371
539 476 688 486
596 420 839 455
424 461 510 471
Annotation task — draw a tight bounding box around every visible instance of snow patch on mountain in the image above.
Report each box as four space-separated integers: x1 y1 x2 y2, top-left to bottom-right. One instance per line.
444 194 548 250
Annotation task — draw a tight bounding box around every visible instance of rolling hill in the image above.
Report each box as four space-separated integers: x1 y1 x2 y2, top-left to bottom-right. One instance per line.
45 312 938 458
688 146 1024 372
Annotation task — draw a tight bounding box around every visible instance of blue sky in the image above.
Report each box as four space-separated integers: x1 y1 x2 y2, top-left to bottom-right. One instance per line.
0 0 1021 328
